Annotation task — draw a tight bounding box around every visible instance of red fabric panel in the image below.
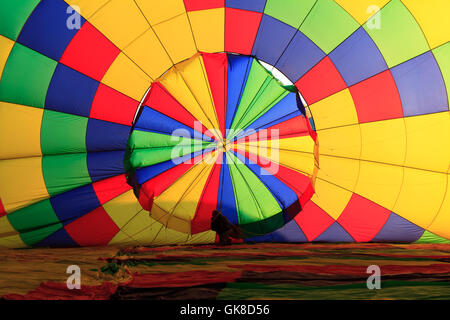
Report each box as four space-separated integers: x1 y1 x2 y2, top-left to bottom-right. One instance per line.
215 233 244 244
225 8 262 55
60 22 120 82
90 84 139 126
294 201 334 241
191 162 221 234
337 194 391 242
184 0 224 11
3 282 118 300
92 174 132 205
65 207 120 246
144 82 215 139
0 197 6 217
138 152 213 210
349 70 403 123
202 52 227 137
235 115 310 144
295 56 347 105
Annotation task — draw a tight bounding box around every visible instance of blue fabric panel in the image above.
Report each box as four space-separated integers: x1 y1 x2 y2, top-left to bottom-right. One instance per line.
17 0 86 61
245 219 307 242
135 148 213 185
226 54 252 133
372 212 424 243
315 222 354 242
86 118 130 152
225 0 266 12
391 51 449 117
50 184 100 225
218 153 239 224
275 31 325 83
87 150 125 182
251 14 297 66
46 64 99 117
329 27 388 86
36 228 78 247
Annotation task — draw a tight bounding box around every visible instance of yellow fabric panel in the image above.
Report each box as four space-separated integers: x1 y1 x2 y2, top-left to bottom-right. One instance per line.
110 208 215 245
360 118 406 166
0 35 14 80
63 0 110 19
245 135 315 154
354 160 404 210
101 52 152 101
154 152 217 223
0 234 27 248
0 157 49 213
108 209 171 245
316 155 360 191
103 190 143 229
393 167 447 228
311 178 353 220
0 216 27 248
427 172 450 239
135 0 186 25
150 203 191 234
334 0 389 24
152 13 197 64
175 55 220 137
235 144 316 176
187 8 224 53
317 125 361 159
89 0 149 49
234 144 280 170
159 60 221 138
402 0 450 49
0 102 43 160
185 230 216 245
123 28 173 80
108 230 136 246
277 149 316 177
0 216 17 238
404 112 450 173
309 89 358 130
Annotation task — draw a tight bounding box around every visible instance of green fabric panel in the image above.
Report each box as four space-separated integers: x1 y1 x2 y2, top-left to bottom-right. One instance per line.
264 0 316 28
238 81 288 131
240 212 285 237
129 144 209 169
0 0 40 40
0 43 57 108
433 43 450 106
19 223 63 247
129 130 208 150
42 153 91 196
225 152 281 225
7 199 59 233
300 0 359 54
230 60 270 132
363 0 429 68
415 230 450 244
41 110 88 155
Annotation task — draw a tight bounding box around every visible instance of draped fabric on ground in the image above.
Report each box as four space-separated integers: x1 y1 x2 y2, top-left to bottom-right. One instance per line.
0 0 449 247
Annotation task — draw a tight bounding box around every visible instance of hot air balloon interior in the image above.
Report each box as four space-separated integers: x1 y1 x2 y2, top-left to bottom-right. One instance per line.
0 0 449 250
